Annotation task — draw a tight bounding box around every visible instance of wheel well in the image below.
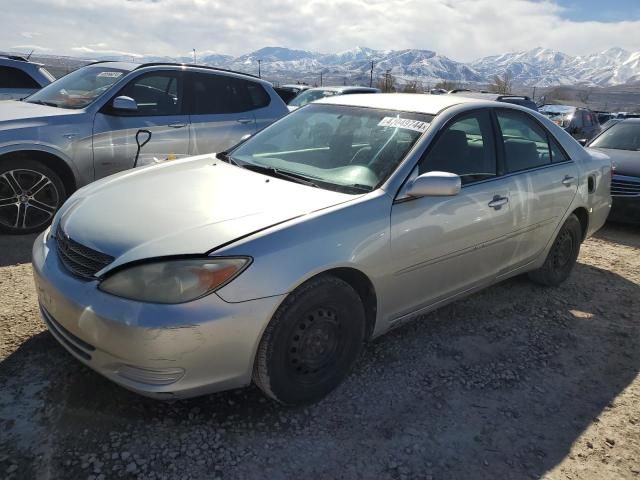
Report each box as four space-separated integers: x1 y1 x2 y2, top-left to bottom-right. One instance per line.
0 150 77 197
323 267 378 340
572 207 589 241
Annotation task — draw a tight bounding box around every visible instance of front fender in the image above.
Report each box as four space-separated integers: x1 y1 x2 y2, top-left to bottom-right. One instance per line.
0 141 87 187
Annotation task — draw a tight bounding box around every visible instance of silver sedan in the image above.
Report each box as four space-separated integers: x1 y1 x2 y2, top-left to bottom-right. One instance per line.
32 93 611 405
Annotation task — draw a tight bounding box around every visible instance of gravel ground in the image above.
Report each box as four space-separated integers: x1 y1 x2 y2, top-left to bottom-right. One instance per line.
1 223 639 480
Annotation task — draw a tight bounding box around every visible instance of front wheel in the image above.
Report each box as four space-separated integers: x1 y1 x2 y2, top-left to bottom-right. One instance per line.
528 214 582 286
0 158 66 235
253 275 366 405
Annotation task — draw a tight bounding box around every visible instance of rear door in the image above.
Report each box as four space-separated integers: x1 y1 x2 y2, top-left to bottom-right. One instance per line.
493 108 578 272
388 109 516 318
186 72 257 155
92 70 190 178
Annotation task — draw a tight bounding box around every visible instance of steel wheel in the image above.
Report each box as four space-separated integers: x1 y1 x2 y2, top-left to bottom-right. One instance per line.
253 275 366 405
0 162 64 234
287 308 343 381
528 213 582 287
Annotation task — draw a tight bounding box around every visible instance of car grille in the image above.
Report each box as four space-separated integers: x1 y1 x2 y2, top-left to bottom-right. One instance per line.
56 226 114 279
611 175 640 198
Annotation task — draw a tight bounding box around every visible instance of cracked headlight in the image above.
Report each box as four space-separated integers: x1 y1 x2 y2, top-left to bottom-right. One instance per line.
99 257 250 303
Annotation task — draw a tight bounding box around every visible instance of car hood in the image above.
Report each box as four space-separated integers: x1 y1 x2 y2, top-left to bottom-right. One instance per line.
590 147 640 177
0 100 79 127
56 155 357 272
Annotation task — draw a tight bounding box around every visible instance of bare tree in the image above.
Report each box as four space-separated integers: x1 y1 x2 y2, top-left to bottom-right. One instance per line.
489 71 513 95
434 80 461 91
402 80 423 93
376 71 397 93
577 88 592 106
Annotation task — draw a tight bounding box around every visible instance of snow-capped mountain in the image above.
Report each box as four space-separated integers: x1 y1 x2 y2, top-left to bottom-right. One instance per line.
16 45 640 87
472 47 640 87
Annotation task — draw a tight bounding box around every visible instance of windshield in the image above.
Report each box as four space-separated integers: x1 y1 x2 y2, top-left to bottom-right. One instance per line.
288 89 338 107
230 104 432 193
539 105 576 128
589 122 640 151
26 65 128 109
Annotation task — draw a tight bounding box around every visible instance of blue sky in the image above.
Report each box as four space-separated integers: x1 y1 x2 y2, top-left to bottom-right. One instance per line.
556 0 640 21
1 0 639 61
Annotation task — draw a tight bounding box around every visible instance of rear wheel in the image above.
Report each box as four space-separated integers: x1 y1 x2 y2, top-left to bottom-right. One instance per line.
528 214 582 286
253 275 366 405
0 158 66 235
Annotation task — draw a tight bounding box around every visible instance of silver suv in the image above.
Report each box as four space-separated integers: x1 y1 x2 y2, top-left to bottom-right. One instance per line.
0 55 55 101
0 62 288 234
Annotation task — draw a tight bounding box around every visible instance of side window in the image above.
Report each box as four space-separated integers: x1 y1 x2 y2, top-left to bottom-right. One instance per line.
496 110 551 173
189 73 257 115
419 110 496 184
583 112 593 127
0 66 40 89
572 111 583 128
246 82 271 109
550 137 570 163
117 72 181 116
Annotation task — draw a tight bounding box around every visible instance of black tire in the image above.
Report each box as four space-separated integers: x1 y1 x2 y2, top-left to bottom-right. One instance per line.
528 214 582 286
0 157 66 235
253 275 366 405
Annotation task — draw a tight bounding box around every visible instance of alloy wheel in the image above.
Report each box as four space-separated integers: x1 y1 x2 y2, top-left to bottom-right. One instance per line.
0 169 60 231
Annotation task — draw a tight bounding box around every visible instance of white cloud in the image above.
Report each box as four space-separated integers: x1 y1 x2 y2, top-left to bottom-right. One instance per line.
0 0 639 61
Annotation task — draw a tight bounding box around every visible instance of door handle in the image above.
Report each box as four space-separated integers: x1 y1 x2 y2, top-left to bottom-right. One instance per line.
561 175 575 186
488 195 508 210
237 118 253 124
168 122 186 128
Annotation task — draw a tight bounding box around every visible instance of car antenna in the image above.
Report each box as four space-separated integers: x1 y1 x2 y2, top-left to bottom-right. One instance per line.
134 130 152 168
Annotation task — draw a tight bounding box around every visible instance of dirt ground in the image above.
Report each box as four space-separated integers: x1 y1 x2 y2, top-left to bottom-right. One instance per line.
0 223 639 480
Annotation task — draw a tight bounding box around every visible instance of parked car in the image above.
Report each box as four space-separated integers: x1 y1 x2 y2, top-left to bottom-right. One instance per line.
587 118 640 224
274 84 311 103
450 92 538 111
287 86 380 111
539 105 601 142
0 61 288 234
33 93 611 405
594 111 614 125
0 55 55 101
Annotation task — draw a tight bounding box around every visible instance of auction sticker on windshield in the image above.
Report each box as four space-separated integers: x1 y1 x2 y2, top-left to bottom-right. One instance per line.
378 117 429 133
97 71 123 78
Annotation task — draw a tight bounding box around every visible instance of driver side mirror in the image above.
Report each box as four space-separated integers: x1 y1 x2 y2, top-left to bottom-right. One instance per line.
578 138 588 146
112 96 138 111
406 171 461 197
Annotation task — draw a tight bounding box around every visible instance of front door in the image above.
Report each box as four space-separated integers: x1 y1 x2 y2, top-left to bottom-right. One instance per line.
92 70 190 179
388 109 516 319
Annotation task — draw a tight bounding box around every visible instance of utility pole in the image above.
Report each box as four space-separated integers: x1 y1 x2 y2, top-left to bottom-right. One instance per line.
385 69 391 92
369 61 374 88
532 86 536 102
320 71 323 86
192 49 197 63
257 59 261 78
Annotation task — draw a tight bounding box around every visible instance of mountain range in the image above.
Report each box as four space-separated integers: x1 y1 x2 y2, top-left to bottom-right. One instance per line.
133 46 640 87
12 46 640 87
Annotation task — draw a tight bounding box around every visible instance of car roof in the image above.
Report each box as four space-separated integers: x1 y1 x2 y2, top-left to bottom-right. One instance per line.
0 55 44 68
316 92 482 115
307 86 379 93
452 91 532 102
618 118 640 123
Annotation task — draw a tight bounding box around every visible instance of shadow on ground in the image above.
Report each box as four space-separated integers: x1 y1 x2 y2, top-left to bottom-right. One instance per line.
0 233 38 267
1 257 638 479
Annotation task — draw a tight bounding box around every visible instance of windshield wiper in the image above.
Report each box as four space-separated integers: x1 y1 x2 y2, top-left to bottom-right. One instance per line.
242 164 320 188
215 151 241 166
27 99 58 108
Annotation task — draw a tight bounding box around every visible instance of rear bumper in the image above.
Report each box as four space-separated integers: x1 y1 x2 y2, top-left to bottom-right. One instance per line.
32 230 285 399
